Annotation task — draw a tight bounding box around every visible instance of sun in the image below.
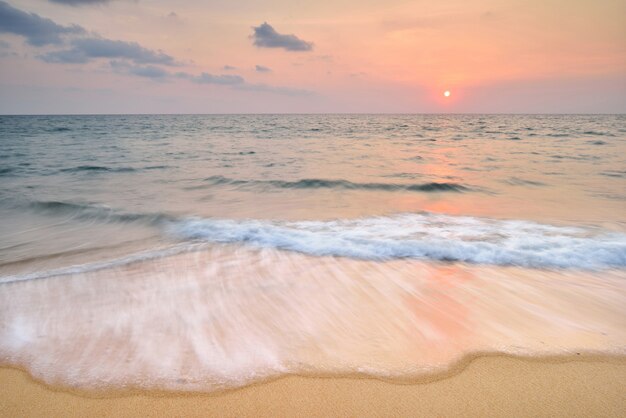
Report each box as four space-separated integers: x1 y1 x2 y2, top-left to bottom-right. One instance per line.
443 90 451 97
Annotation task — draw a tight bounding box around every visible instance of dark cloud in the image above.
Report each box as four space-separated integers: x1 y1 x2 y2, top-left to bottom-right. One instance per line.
40 37 177 65
0 3 308 96
251 22 312 52
255 64 271 73
0 3 178 66
0 1 84 46
48 0 111 5
39 48 87 63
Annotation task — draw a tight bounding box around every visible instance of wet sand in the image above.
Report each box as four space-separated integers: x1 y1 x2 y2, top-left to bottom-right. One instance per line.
1 355 625 417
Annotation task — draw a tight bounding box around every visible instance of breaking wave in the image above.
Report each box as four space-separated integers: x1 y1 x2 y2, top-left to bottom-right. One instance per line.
168 213 626 269
5 199 626 270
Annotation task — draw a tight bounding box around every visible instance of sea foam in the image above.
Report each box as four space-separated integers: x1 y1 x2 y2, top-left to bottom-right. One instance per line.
168 213 626 269
0 246 624 392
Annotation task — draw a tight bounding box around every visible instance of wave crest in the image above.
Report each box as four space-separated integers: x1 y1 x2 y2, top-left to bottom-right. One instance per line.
168 213 626 269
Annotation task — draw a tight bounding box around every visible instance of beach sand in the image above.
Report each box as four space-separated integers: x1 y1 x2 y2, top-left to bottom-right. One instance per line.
1 355 625 417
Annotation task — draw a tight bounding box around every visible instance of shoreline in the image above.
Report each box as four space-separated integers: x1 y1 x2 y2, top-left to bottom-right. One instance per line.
2 352 626 398
1 354 625 417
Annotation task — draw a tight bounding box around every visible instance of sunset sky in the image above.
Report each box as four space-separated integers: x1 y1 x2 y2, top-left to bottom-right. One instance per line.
0 0 624 113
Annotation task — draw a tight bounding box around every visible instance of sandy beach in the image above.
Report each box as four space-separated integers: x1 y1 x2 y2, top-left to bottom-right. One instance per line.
1 355 625 417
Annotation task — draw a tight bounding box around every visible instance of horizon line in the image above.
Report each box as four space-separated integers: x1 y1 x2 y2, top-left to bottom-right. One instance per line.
1 112 624 117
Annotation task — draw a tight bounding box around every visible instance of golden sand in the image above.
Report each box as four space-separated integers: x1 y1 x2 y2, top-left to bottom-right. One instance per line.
1 355 625 417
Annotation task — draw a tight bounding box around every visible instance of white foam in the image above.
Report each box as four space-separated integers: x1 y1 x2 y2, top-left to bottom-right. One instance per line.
168 213 626 269
0 246 624 392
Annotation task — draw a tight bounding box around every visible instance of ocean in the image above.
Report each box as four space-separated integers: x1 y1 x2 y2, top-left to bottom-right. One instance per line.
0 114 625 391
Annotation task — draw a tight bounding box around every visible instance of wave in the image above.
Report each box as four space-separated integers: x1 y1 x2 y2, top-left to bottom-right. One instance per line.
47 126 71 132
201 175 470 192
583 130 614 137
22 200 172 225
167 213 626 269
601 171 626 178
59 165 137 173
503 177 546 187
6 199 626 270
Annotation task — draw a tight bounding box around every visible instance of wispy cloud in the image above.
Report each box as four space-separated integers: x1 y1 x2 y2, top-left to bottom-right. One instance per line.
172 71 311 95
110 60 170 79
222 64 236 71
185 72 245 85
251 22 312 52
40 37 177 65
0 0 84 46
255 64 271 73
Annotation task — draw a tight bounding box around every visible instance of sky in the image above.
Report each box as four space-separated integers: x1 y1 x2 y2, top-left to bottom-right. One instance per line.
0 0 624 114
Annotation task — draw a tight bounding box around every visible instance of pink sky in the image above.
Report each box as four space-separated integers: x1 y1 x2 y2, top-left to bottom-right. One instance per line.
0 0 624 113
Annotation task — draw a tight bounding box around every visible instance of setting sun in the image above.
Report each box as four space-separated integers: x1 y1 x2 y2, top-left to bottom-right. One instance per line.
444 90 451 97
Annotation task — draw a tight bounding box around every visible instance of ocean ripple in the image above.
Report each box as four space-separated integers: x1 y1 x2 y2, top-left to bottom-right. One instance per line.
201 175 470 192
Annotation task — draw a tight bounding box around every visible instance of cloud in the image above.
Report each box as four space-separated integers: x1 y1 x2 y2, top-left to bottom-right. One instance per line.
110 60 169 79
175 71 244 85
0 4 308 97
255 64 271 73
251 22 312 52
48 0 111 5
174 71 309 95
193 72 245 85
0 1 84 46
40 37 177 65
126 66 169 78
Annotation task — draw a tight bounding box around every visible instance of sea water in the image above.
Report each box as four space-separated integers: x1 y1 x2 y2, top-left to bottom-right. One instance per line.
0 114 625 391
